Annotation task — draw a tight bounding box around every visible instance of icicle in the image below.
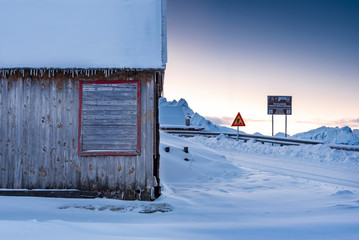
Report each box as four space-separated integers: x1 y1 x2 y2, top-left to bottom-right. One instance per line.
22 70 24 78
71 70 74 78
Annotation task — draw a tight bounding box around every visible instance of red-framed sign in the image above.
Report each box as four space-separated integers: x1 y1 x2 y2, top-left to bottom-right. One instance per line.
78 80 141 156
231 112 246 127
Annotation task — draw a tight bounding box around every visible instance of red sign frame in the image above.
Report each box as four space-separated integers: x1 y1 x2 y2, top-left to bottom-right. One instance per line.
231 112 246 127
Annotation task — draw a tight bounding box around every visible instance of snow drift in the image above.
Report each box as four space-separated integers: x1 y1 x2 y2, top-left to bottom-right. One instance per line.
293 126 359 145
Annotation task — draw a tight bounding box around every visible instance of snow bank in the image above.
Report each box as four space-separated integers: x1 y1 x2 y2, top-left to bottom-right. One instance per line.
293 126 359 145
189 134 359 165
160 132 242 184
159 98 236 132
0 0 166 69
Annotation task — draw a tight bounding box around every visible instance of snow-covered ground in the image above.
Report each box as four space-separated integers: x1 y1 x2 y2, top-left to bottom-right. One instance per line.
1 98 359 239
1 132 359 239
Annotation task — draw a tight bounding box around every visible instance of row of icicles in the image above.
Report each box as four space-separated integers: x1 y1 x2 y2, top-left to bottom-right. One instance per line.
0 69 120 78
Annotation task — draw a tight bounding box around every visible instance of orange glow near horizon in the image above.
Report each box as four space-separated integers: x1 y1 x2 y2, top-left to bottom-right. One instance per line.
165 1 359 135
164 37 359 135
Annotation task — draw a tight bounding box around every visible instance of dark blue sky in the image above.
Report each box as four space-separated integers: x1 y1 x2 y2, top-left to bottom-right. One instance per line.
165 0 359 134
168 0 359 70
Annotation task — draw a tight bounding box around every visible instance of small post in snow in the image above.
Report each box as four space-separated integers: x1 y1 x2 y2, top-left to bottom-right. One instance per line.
237 126 239 141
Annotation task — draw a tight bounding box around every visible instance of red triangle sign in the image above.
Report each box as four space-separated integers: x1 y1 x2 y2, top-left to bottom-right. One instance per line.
231 112 245 127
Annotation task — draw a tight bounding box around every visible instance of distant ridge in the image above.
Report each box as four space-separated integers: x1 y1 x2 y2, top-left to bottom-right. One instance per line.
160 97 359 145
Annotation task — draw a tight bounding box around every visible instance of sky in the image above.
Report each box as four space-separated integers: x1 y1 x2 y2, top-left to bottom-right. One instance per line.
164 0 359 135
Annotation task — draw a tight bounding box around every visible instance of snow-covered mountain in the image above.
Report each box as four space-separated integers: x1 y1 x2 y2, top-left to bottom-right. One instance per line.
293 126 359 145
159 98 236 133
160 97 359 145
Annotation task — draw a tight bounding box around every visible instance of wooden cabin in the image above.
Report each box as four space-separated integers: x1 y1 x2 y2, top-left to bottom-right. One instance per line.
0 0 167 200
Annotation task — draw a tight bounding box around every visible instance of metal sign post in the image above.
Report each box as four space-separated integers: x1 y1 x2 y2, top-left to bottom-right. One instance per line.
272 114 275 146
267 96 292 137
285 114 287 137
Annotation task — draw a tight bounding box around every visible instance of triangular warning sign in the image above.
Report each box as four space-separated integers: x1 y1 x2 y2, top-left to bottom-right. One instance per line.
231 112 246 127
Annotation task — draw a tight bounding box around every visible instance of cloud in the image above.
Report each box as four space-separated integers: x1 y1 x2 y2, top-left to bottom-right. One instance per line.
206 116 359 130
205 116 270 126
296 118 359 129
205 116 233 126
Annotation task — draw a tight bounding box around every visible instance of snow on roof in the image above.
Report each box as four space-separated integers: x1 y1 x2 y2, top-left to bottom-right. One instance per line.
0 0 167 69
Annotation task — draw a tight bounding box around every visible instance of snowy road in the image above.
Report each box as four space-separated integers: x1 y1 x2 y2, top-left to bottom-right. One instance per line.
225 152 359 189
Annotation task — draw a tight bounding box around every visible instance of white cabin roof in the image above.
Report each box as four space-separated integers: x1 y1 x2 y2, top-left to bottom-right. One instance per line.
0 0 167 69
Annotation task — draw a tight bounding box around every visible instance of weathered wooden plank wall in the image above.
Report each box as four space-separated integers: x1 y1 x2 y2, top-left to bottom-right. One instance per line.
0 71 157 200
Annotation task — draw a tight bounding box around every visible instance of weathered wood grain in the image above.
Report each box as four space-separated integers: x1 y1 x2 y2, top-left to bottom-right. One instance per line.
0 71 159 200
14 78 23 188
0 79 7 188
80 82 139 153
